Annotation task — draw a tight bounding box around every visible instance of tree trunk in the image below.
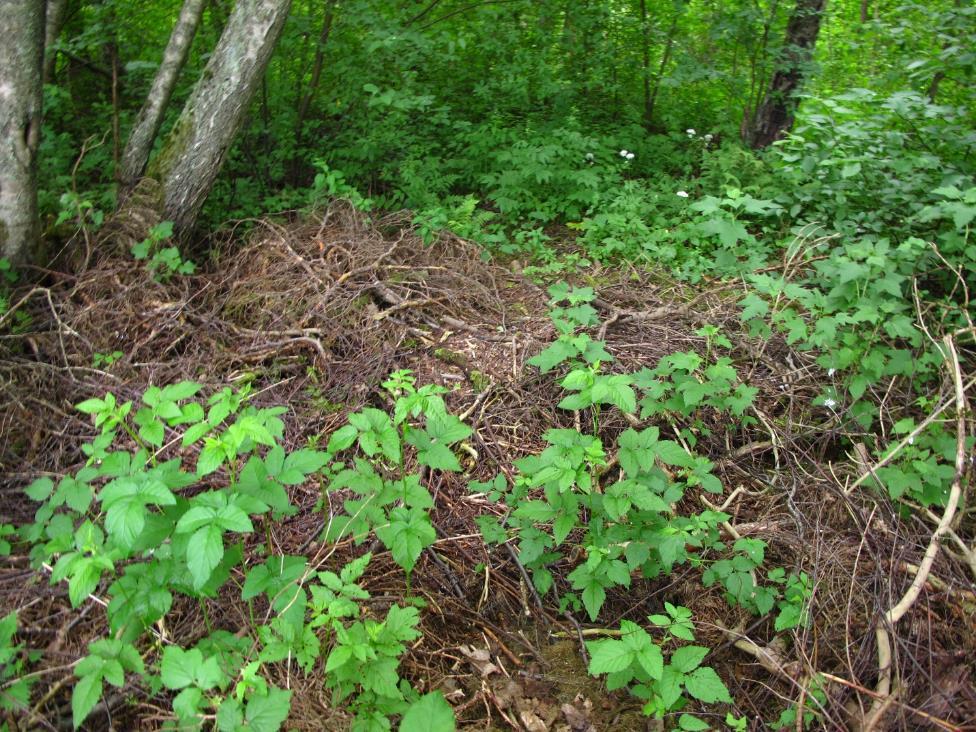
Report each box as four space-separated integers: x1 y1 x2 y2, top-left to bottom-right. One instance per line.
748 0 826 149
43 0 69 83
639 0 652 127
151 0 292 237
119 0 206 189
0 0 45 264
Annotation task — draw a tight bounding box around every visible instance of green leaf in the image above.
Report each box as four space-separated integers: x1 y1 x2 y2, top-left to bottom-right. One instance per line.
400 691 456 732
678 714 711 731
775 604 803 631
245 687 292 732
654 441 692 467
586 638 632 675
670 645 709 674
25 477 54 501
528 340 577 373
161 646 199 689
328 424 359 453
684 666 732 703
187 524 224 589
580 581 606 621
72 670 103 728
375 508 435 574
591 375 636 413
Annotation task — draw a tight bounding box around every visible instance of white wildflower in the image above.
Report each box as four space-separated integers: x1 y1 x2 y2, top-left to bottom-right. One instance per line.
619 149 629 157
704 133 714 142
676 190 689 198
823 398 837 409
626 152 635 160
686 128 696 137
828 368 836 377
585 152 594 161
908 436 915 445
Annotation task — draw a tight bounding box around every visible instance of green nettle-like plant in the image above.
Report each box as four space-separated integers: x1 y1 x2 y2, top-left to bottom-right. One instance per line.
1 611 40 716
320 370 472 583
476 284 806 628
131 221 196 282
586 603 732 729
22 377 457 731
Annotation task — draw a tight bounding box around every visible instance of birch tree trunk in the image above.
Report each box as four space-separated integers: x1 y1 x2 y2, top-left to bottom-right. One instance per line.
152 0 292 237
0 0 45 264
748 0 826 149
119 0 206 188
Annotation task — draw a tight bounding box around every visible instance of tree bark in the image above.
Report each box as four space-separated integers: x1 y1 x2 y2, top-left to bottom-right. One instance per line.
43 0 69 83
748 0 826 149
119 0 207 189
151 0 292 237
0 0 45 264
639 0 652 127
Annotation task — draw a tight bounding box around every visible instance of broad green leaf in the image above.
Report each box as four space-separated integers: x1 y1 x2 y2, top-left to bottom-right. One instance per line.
25 477 54 501
161 646 200 689
72 670 103 728
670 645 709 674
586 638 632 675
400 691 455 732
684 666 732 703
187 524 224 589
679 714 711 731
245 687 292 732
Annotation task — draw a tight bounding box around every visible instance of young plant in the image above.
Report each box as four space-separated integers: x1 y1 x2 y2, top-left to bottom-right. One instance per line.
131 221 196 281
586 604 733 728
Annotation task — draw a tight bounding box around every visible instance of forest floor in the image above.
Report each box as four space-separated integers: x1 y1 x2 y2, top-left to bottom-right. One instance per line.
2 203 974 730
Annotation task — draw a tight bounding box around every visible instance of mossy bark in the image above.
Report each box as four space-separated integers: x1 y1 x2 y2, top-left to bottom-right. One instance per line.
119 0 206 189
152 0 292 238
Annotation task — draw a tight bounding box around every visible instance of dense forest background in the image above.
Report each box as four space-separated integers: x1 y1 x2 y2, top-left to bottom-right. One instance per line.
1 1 975 731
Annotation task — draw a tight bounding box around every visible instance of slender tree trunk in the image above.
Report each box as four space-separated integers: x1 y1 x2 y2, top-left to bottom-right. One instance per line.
646 10 681 127
0 1 45 264
748 0 826 148
43 0 69 83
119 0 206 188
294 0 337 142
639 0 652 127
150 0 292 237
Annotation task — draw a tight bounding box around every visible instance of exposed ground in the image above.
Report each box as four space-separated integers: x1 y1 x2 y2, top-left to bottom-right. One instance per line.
1 203 974 730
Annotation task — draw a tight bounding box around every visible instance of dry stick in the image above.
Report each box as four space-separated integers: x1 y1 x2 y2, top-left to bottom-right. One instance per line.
820 673 962 732
863 335 969 731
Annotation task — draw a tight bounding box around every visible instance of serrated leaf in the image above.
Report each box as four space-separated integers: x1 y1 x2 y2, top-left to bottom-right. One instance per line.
654 441 692 467
401 691 455 732
684 666 732 703
670 645 709 673
528 340 577 373
187 524 223 589
72 670 103 728
678 714 711 731
245 687 292 732
586 638 633 675
327 424 358 453
25 477 54 501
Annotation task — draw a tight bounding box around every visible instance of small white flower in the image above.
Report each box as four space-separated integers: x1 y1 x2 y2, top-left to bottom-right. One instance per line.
823 398 837 409
676 190 689 198
686 128 696 137
585 152 594 161
908 436 915 445
626 152 635 160
619 149 629 157
828 368 836 377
